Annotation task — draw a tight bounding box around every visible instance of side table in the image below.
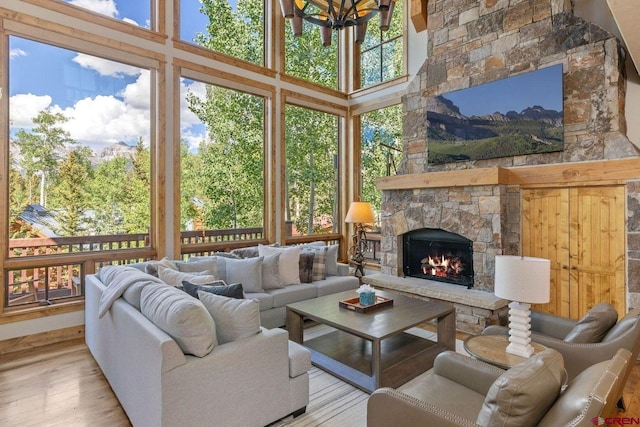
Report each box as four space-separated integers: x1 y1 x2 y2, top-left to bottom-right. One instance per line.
463 334 546 369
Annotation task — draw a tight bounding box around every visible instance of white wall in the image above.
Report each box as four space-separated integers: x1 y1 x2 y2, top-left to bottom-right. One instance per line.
0 311 84 340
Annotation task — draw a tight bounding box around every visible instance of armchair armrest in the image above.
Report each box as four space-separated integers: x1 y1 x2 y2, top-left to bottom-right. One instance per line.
367 388 480 427
433 351 504 396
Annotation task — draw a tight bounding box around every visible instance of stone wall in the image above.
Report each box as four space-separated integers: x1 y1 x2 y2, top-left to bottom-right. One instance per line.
379 0 640 299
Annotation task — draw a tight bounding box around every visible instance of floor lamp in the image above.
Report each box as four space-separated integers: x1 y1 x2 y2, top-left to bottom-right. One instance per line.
345 201 375 278
494 255 551 358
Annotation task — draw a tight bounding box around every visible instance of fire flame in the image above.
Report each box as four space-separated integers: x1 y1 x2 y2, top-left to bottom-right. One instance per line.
421 254 463 278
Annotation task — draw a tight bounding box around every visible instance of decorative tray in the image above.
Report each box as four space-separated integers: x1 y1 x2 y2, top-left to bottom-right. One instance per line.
339 295 394 313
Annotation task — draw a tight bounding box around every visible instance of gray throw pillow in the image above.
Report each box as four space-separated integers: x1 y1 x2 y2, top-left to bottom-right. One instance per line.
476 349 565 427
223 256 264 293
299 252 315 283
140 285 217 357
198 292 261 345
182 280 241 299
262 253 284 290
564 303 618 343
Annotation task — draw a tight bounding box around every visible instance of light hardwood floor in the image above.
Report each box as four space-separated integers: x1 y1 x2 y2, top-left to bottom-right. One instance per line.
1 336 639 426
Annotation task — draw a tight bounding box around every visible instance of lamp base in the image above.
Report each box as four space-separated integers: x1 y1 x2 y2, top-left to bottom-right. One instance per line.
505 301 535 358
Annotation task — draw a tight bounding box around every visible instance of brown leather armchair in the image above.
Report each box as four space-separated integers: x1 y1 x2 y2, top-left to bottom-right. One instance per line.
367 349 631 427
482 306 640 381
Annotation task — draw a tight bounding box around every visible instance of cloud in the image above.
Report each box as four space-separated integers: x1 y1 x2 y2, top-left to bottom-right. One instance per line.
68 0 118 18
9 48 27 60
9 94 52 128
72 53 141 77
180 79 208 151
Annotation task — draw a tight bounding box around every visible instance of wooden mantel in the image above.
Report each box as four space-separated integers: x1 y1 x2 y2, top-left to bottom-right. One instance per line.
376 158 640 190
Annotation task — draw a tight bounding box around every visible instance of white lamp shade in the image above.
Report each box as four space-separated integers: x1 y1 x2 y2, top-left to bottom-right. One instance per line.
345 202 375 224
494 255 551 303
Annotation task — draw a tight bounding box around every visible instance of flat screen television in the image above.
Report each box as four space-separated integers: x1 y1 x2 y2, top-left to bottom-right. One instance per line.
427 64 564 165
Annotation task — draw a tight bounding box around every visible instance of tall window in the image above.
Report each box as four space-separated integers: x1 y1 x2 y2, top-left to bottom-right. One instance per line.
180 79 265 248
180 0 265 66
7 36 152 307
62 0 151 29
360 104 403 227
285 21 339 89
285 105 339 235
360 0 404 88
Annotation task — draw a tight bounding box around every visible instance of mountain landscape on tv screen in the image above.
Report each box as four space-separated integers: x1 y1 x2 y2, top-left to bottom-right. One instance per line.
427 95 564 164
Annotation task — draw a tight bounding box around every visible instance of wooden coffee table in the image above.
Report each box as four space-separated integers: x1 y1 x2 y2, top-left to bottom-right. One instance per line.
286 289 456 393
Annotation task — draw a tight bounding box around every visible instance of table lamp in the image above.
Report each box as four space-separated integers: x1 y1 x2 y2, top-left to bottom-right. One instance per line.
494 255 551 358
345 201 375 278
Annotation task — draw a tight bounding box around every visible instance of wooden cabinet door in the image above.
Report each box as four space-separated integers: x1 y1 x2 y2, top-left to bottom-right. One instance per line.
521 186 626 319
521 188 571 317
569 186 626 318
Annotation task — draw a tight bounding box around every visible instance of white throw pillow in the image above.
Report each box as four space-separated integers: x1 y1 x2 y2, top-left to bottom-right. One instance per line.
140 285 217 357
187 256 228 281
198 292 261 345
174 258 218 279
259 244 300 285
158 265 217 287
224 256 264 293
262 252 284 290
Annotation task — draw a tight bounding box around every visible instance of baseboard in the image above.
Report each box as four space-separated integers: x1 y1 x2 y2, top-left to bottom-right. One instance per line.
0 325 85 356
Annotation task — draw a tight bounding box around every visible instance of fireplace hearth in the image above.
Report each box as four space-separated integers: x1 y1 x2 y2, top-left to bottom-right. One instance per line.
403 228 474 288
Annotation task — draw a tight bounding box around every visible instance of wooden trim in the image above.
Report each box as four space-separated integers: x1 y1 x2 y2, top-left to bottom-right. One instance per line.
349 75 409 100
0 302 84 325
0 324 84 354
280 74 349 99
177 59 275 96
154 64 167 258
3 248 156 270
376 158 640 190
173 40 276 79
410 0 428 33
18 0 167 44
283 90 348 116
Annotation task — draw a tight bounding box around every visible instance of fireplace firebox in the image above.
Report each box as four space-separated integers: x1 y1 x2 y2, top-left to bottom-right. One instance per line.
403 228 474 288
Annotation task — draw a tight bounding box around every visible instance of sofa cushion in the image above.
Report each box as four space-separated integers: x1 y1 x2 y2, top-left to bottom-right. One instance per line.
259 244 300 285
315 275 360 297
262 253 284 290
301 245 328 281
140 285 217 357
244 292 274 311
269 284 317 308
224 256 264 293
564 302 618 343
158 265 217 288
476 348 565 427
187 256 230 281
198 292 261 344
182 281 243 299
299 252 315 283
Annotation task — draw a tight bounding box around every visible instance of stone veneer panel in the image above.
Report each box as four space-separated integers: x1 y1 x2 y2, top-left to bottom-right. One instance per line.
380 0 640 305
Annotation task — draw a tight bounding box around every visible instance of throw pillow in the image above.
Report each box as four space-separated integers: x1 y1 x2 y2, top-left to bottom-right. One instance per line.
181 279 228 297
140 285 217 357
262 253 284 290
198 292 261 345
187 256 228 282
476 348 565 427
564 302 619 343
182 281 244 300
175 258 218 278
259 244 300 285
301 245 328 281
145 257 179 277
230 246 260 259
157 265 217 288
224 256 264 293
305 242 339 276
299 252 315 283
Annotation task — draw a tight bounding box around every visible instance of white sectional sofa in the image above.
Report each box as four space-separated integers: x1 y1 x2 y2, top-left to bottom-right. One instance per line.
85 271 312 427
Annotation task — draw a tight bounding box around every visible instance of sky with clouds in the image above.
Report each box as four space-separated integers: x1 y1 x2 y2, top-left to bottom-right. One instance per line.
8 0 222 153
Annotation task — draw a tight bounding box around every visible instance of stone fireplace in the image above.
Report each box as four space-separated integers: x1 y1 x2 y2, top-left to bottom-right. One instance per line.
367 0 640 325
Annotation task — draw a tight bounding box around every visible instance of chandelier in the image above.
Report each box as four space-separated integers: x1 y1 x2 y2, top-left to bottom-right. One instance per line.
279 0 396 46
